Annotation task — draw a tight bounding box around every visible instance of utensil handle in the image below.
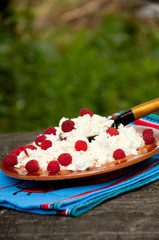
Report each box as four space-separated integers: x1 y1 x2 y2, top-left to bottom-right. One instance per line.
112 98 159 127
132 98 159 119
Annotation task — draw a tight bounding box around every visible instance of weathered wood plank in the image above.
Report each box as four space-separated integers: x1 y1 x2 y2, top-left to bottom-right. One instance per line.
0 132 159 240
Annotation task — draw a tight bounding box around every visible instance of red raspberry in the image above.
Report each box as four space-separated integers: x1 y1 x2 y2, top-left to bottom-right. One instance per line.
75 140 88 151
113 149 126 160
26 145 37 150
57 153 72 166
47 160 60 173
142 129 154 137
12 145 37 157
3 153 17 167
61 120 75 132
35 135 47 146
22 145 37 157
11 145 37 158
25 160 40 173
106 127 119 136
12 146 26 156
41 140 52 150
80 108 93 117
143 134 155 145
44 127 57 135
142 128 155 145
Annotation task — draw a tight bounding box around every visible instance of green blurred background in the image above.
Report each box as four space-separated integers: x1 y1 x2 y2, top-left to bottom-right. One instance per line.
0 0 159 133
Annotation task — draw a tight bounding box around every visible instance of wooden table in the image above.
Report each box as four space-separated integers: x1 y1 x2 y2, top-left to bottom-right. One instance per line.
0 131 159 240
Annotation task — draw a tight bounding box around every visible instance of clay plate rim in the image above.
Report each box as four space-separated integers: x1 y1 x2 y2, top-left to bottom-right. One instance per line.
0 126 159 181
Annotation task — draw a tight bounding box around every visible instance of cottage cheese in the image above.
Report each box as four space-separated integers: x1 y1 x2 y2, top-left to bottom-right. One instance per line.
15 114 144 171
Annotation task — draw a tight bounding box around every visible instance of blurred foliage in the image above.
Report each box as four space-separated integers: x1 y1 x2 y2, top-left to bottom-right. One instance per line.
0 1 159 133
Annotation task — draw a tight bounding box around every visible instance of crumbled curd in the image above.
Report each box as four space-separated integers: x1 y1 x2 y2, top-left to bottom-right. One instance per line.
15 114 144 171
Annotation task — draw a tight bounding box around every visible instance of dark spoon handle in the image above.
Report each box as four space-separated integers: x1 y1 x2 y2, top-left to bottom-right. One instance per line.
112 98 159 128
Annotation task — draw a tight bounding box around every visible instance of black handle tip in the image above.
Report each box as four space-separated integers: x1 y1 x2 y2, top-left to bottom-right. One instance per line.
111 110 135 128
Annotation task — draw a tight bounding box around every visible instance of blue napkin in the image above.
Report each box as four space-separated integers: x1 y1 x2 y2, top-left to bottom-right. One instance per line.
0 114 159 216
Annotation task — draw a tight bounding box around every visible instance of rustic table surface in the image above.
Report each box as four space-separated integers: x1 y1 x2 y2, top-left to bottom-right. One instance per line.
0 131 159 240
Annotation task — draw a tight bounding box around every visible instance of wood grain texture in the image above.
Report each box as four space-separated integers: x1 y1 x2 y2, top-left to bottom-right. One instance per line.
0 131 159 240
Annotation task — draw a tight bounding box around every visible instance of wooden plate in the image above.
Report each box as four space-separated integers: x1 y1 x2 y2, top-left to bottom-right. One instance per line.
0 126 159 182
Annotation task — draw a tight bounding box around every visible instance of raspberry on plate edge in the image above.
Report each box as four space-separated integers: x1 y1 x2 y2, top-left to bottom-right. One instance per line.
3 153 17 167
113 149 126 160
25 160 40 173
47 160 60 173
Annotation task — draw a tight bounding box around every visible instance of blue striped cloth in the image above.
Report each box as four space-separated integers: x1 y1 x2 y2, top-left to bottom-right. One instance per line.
0 114 159 216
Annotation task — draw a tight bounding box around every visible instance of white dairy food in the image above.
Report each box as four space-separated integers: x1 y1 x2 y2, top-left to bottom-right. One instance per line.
15 114 145 171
